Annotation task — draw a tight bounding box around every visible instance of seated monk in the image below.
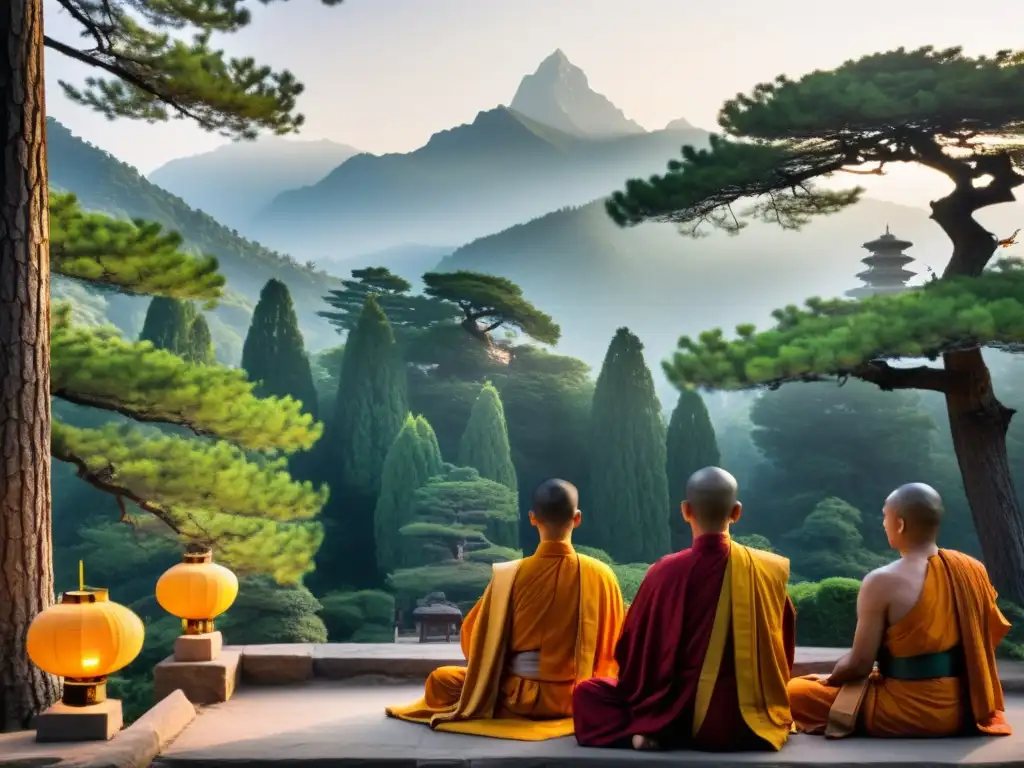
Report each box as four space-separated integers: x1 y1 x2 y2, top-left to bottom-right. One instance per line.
385 478 625 740
573 466 795 752
788 482 1013 738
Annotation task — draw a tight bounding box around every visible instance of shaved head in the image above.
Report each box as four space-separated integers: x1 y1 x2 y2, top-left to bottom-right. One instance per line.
885 483 944 539
685 467 740 527
531 478 579 529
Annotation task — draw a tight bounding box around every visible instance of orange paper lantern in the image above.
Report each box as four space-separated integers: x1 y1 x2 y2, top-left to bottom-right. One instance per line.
156 549 238 634
27 589 145 707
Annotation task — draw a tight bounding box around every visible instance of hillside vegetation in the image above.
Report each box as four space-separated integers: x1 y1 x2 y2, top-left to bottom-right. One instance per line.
47 118 340 350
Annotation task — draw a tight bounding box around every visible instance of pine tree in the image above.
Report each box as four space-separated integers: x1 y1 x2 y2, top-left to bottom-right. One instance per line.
415 415 444 477
4 0 348 727
375 415 436 576
184 314 215 365
605 47 1024 600
457 382 517 494
139 297 195 354
586 328 670 563
666 389 721 551
241 279 319 418
313 296 407 590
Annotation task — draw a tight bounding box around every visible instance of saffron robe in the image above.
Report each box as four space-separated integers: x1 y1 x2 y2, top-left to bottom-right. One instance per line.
385 541 625 740
788 549 1012 737
573 534 795 750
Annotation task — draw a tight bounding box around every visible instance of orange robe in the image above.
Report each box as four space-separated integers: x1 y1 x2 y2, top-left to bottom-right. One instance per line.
788 549 1012 737
385 541 625 740
574 536 795 751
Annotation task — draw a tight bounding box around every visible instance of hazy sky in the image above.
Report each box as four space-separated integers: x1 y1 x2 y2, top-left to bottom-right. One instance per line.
44 0 1021 205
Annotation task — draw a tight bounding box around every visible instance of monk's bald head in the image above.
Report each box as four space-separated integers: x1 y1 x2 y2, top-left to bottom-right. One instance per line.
684 467 741 529
884 483 944 541
531 478 579 529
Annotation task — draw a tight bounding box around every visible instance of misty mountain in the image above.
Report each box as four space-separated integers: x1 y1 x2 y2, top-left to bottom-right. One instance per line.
148 136 360 231
509 49 646 137
435 195 1024 396
251 106 708 260
47 118 341 354
331 244 457 283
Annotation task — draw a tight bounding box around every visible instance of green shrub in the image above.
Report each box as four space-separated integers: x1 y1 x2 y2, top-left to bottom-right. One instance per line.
734 534 773 552
220 576 328 644
790 577 860 647
388 561 492 609
576 546 614 564
612 563 649 603
320 589 395 642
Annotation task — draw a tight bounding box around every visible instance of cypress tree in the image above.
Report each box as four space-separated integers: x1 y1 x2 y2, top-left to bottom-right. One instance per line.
415 415 444 477
375 415 436 576
666 389 721 551
241 279 319 418
184 313 216 365
586 328 670 563
313 295 407 590
139 297 195 354
458 381 517 494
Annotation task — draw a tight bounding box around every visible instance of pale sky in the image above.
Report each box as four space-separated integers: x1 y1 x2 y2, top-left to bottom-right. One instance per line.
43 0 1021 206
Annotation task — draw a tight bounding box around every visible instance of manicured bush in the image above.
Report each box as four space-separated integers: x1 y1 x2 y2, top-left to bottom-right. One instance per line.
789 577 860 647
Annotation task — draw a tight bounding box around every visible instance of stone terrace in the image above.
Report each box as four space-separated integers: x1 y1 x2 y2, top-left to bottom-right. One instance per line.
4 644 1024 768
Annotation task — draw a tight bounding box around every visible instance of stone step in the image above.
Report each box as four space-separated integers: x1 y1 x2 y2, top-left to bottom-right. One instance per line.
154 681 1024 768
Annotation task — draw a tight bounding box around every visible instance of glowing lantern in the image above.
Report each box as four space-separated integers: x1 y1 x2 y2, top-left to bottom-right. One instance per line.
27 563 145 707
156 548 238 634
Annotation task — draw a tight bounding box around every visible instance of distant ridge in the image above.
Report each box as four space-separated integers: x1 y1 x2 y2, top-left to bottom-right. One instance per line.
149 136 360 231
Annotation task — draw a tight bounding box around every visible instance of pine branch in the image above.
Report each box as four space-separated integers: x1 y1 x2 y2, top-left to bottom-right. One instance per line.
51 306 323 452
664 266 1024 392
51 192 224 302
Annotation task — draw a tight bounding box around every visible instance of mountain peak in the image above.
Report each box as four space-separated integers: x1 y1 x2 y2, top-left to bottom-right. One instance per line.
509 51 645 138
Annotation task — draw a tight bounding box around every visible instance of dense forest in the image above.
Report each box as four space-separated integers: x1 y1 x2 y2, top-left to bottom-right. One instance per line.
51 259 1024 722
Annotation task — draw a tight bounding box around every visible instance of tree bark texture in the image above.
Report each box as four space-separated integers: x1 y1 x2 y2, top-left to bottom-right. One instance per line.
0 0 60 732
943 348 1024 603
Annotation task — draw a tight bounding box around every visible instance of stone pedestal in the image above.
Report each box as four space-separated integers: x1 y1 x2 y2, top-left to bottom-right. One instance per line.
35 699 123 742
174 630 223 662
154 649 241 706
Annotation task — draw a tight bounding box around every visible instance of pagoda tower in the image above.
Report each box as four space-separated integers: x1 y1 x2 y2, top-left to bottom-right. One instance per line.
846 226 917 299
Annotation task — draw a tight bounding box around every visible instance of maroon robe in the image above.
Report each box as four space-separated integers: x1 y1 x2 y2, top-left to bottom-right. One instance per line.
572 533 796 750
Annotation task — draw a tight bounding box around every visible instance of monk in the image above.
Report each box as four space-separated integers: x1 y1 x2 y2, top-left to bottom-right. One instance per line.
385 478 625 740
573 466 795 752
788 482 1012 738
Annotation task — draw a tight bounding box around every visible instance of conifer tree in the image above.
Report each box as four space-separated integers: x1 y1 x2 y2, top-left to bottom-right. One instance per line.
604 46 1024 599
415 415 444 477
458 382 517 494
4 0 351 728
666 389 721 551
185 314 216 365
241 279 319 418
139 297 196 354
375 415 437 576
586 328 671 563
1 209 326 729
313 296 408 590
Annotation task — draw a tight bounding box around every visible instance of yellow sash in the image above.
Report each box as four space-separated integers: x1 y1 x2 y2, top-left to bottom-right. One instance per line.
692 541 792 750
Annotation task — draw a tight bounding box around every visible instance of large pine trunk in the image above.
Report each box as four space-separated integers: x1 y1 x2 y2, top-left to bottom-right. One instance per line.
0 0 60 732
943 348 1024 603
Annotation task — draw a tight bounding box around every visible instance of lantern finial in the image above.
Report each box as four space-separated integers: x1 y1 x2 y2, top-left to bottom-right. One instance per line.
79 559 84 592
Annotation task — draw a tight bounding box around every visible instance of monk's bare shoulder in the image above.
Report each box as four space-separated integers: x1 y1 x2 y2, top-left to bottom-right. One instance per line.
858 564 902 604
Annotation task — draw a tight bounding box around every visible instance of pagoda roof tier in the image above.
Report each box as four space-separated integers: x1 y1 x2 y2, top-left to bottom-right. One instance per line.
860 254 915 267
862 226 913 252
855 269 917 282
846 284 910 298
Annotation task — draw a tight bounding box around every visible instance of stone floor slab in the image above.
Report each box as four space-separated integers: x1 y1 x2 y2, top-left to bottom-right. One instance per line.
155 680 1024 768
